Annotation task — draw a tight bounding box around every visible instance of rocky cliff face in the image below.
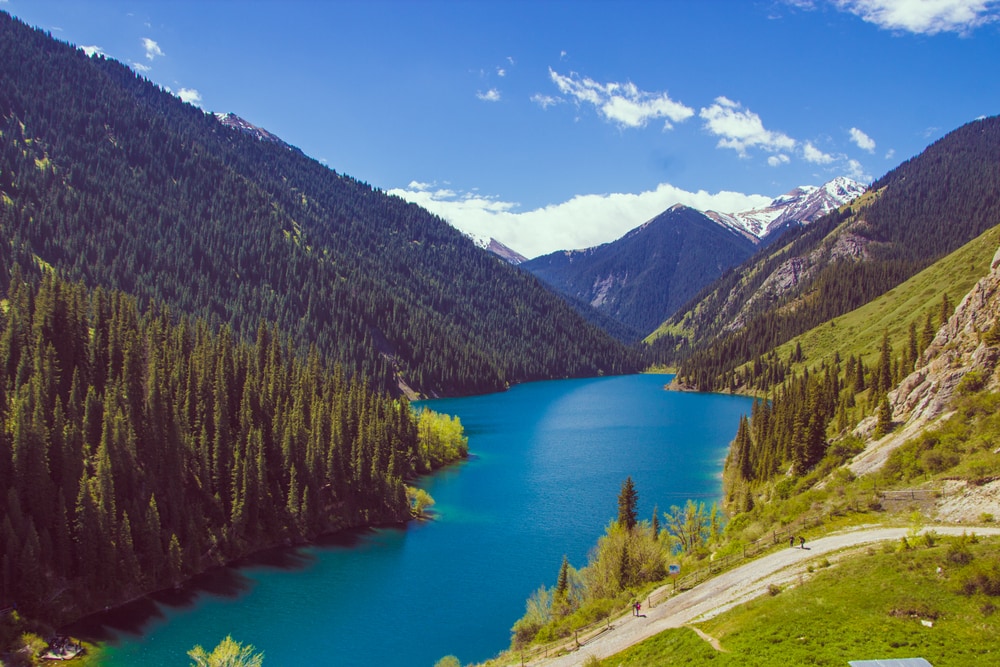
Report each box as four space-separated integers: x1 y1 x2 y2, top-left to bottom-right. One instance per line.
850 244 1000 475
892 244 1000 423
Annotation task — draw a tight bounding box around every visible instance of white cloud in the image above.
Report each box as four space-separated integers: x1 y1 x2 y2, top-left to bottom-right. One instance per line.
477 88 501 102
846 158 872 182
131 61 152 73
849 127 876 152
885 148 896 160
497 67 506 77
699 97 796 157
803 141 835 164
531 93 563 109
389 181 772 258
80 45 105 57
768 154 791 167
548 69 694 130
142 37 164 60
178 88 202 106
833 0 999 35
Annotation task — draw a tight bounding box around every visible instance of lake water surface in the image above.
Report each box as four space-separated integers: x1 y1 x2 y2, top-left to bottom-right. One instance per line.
84 374 752 666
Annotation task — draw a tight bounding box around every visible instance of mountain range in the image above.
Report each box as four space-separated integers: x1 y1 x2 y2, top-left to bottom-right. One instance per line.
665 114 1000 392
519 177 864 340
4 9 1000 662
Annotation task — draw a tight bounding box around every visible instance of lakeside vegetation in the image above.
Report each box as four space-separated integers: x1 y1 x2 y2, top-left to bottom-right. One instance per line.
0 269 467 663
490 216 1000 664
3 9 1000 667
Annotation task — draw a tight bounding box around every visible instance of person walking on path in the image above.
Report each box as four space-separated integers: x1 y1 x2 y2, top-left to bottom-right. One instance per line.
790 535 795 548
799 536 806 549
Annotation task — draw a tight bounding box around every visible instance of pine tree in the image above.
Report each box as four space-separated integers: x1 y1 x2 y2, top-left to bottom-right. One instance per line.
617 476 638 531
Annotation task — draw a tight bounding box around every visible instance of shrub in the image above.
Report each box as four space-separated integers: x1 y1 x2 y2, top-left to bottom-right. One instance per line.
958 559 1000 596
947 537 974 565
957 370 986 395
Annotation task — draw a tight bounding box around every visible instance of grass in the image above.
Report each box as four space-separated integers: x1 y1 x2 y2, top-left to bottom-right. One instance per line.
602 535 1000 666
777 223 1000 374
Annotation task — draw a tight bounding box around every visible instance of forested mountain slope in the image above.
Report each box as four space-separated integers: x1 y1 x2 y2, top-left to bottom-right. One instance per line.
0 13 639 399
522 205 756 340
0 271 452 623
657 116 1000 391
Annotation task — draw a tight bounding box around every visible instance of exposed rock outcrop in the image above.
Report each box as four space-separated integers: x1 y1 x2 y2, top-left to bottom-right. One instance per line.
850 244 1000 476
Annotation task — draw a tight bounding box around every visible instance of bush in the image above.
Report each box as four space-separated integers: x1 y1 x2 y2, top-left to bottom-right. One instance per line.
958 558 1000 596
957 370 986 395
947 537 975 565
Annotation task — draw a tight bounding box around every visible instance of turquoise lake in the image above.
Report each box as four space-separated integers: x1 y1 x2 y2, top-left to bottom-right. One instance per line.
79 374 753 666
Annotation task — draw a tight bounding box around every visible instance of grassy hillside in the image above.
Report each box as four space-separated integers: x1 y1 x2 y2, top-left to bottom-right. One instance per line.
769 223 1000 382
603 534 1000 666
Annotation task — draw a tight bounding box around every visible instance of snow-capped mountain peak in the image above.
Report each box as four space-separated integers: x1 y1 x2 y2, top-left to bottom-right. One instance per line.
215 112 288 146
713 177 865 239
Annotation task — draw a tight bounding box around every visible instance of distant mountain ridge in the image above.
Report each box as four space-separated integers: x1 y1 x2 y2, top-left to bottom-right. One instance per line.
521 204 757 339
662 115 1000 392
520 178 864 340
708 176 866 239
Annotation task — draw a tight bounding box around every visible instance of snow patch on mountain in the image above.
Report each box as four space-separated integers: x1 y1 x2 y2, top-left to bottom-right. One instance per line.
215 112 288 146
713 177 865 239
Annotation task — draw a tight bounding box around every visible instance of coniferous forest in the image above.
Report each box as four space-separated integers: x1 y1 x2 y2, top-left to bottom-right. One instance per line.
0 267 470 625
0 12 640 401
0 10 636 643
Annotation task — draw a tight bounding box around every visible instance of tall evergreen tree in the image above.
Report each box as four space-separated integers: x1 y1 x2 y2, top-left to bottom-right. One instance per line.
617 476 638 531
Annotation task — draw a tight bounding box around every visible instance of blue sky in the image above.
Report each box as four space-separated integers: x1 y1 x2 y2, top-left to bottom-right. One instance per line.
5 1 1000 258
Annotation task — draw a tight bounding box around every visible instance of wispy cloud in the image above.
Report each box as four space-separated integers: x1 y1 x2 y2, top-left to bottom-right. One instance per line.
131 61 152 73
389 181 771 258
531 93 563 110
477 88 501 102
699 97 796 157
768 154 791 167
547 69 694 130
849 126 876 152
846 158 872 182
832 0 999 34
142 37 164 60
178 88 202 106
80 45 105 57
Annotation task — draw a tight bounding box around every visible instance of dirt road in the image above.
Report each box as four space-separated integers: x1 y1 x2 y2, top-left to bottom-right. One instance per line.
537 525 1000 666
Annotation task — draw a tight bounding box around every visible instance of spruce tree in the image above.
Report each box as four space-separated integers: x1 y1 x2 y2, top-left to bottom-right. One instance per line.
617 476 638 531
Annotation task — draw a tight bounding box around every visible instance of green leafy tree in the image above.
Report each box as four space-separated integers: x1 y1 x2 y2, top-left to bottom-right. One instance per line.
188 635 264 667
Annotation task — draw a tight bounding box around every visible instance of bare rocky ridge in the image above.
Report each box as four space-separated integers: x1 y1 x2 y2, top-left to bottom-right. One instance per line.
722 219 874 335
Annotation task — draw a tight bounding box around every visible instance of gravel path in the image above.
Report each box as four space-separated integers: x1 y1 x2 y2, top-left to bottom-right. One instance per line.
536 525 1000 666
